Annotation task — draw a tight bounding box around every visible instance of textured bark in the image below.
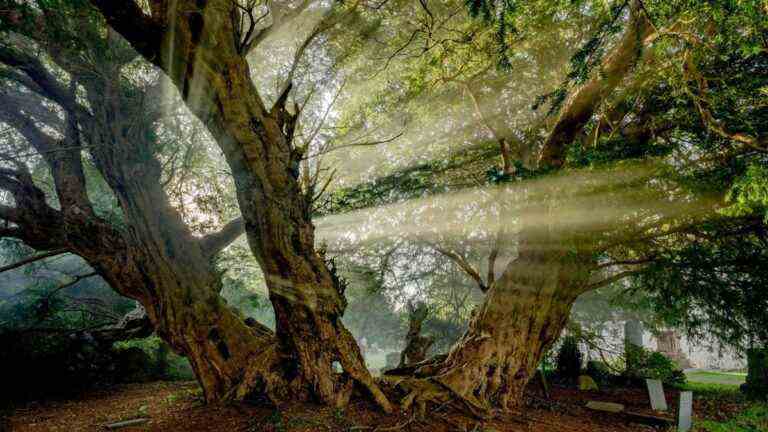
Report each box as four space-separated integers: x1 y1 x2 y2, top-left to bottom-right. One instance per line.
388 2 657 414
538 2 653 170
389 229 592 414
0 14 266 402
88 0 391 411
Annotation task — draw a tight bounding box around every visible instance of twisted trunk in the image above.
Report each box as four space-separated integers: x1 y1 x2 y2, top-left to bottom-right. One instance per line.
388 226 592 414
399 303 434 367
430 246 588 411
67 135 276 402
87 0 391 410
93 245 276 402
229 150 390 410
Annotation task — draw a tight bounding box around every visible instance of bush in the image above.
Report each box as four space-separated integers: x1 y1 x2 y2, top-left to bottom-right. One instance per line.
626 344 686 386
555 336 583 382
586 360 612 385
115 336 194 381
696 403 768 432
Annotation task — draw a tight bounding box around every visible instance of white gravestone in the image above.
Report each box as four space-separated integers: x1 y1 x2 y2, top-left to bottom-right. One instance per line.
678 391 693 432
646 379 668 411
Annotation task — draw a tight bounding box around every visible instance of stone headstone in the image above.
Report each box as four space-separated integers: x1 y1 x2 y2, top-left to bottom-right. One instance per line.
624 319 643 348
646 379 668 411
677 391 693 432
579 375 599 391
657 330 692 369
585 401 624 413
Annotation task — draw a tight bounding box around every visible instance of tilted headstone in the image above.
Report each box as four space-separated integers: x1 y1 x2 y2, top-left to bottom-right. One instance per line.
677 391 693 432
646 379 668 411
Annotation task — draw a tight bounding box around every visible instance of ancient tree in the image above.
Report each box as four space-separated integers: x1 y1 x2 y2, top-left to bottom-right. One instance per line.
376 3 657 414
0 4 272 402
83 0 391 410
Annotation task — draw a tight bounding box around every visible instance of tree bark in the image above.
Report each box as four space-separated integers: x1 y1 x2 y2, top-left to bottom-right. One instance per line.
399 302 434 367
87 0 392 411
0 15 269 402
389 230 591 414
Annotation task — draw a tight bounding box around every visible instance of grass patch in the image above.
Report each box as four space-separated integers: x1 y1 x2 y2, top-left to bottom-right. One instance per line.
695 403 768 432
687 371 747 386
680 381 744 398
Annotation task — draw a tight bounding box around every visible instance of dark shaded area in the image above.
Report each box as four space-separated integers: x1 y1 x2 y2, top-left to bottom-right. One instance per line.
0 330 178 406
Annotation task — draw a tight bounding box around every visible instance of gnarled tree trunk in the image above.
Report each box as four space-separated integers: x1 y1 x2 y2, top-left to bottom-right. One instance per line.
389 230 591 414
0 22 275 402
88 0 392 411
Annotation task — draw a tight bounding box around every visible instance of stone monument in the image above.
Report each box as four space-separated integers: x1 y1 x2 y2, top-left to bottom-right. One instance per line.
657 330 692 369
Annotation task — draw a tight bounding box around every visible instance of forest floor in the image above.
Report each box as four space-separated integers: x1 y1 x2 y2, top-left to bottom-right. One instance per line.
1 379 758 432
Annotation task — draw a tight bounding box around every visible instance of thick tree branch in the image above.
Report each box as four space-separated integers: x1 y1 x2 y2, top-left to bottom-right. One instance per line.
538 2 654 170
87 0 164 62
0 45 86 120
199 217 245 258
597 256 656 269
0 248 68 274
583 269 644 292
683 52 767 153
0 85 95 216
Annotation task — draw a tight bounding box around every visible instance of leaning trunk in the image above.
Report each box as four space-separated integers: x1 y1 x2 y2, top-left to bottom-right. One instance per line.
431 246 586 411
80 123 277 403
107 252 275 402
390 228 592 414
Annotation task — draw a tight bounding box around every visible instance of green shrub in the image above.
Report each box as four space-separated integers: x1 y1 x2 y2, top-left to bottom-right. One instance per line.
586 360 613 385
555 336 583 382
742 348 768 400
115 336 193 381
626 344 686 386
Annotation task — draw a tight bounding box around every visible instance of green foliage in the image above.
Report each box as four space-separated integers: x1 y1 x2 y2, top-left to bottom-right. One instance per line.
743 348 768 401
340 262 404 350
725 164 768 222
633 221 768 351
586 360 613 385
626 344 686 386
555 335 583 381
322 140 500 215
115 336 194 381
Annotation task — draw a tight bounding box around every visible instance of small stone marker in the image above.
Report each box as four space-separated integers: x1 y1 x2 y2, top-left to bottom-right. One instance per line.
579 375 599 391
678 391 693 432
646 378 668 411
585 401 624 413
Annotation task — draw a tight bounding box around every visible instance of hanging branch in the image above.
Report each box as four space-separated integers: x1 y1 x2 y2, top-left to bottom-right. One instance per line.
432 245 488 292
683 52 767 153
0 248 68 275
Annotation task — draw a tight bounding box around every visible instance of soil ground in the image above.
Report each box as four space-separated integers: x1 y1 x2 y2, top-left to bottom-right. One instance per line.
0 380 749 432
